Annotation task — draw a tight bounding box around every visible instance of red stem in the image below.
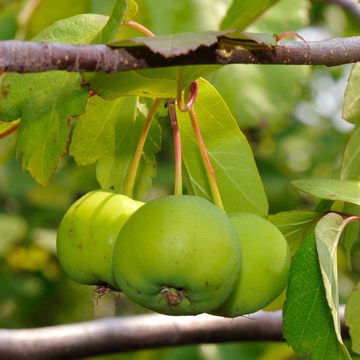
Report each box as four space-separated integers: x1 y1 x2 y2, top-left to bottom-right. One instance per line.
177 81 198 112
124 21 155 37
0 122 20 139
167 100 182 196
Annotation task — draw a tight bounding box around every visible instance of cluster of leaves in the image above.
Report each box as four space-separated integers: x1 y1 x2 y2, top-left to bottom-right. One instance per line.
0 0 359 360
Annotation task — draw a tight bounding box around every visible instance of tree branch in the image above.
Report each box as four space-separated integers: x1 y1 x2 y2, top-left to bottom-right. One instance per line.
0 308 348 360
0 36 359 74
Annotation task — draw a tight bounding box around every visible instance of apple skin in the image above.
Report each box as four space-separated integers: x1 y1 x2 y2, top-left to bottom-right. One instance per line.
57 190 143 289
212 212 291 317
112 195 242 315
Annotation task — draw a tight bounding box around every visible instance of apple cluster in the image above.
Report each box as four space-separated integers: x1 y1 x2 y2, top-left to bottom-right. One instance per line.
56 190 291 317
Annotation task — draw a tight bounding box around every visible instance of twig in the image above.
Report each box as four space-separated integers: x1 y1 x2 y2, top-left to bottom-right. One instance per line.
0 37 359 73
0 307 348 360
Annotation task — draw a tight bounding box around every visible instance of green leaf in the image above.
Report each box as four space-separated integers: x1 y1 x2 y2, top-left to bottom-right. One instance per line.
341 125 360 265
16 72 88 185
178 78 268 216
70 96 130 165
342 125 360 181
0 14 106 184
268 210 320 252
220 0 281 30
343 63 360 124
315 213 346 343
96 98 161 200
283 229 351 359
92 0 129 44
345 281 360 354
292 178 360 206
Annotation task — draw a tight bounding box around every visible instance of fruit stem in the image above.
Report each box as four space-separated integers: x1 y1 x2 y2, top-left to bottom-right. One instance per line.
167 99 183 196
188 107 225 211
124 99 161 198
124 21 155 37
0 121 19 140
177 80 198 112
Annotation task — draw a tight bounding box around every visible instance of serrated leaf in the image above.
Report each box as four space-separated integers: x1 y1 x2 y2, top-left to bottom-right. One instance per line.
341 125 360 265
343 63 360 124
16 72 88 185
0 14 107 184
293 178 360 206
96 98 161 200
221 0 281 30
345 281 360 354
283 229 351 359
268 210 319 252
92 0 128 44
70 96 129 165
178 78 268 216
315 213 346 343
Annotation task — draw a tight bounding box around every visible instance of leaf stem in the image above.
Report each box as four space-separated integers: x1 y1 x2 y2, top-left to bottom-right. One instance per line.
188 107 224 211
167 100 183 196
124 99 161 198
124 21 155 37
177 80 198 112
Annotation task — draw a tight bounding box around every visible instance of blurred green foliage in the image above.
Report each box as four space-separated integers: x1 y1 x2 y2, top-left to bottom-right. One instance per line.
0 0 359 359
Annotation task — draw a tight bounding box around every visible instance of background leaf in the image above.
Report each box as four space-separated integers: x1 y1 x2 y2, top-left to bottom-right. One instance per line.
178 78 268 216
220 0 281 30
345 281 360 354
343 63 360 124
268 210 319 252
292 178 360 206
283 229 351 359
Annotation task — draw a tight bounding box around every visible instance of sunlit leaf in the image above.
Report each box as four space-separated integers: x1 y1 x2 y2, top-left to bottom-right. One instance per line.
70 96 130 165
341 125 360 265
343 63 360 124
292 178 360 206
315 213 346 342
178 78 268 216
96 98 161 200
220 0 281 30
345 281 360 354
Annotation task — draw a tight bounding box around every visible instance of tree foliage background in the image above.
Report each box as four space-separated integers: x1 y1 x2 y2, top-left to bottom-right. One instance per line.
0 0 359 359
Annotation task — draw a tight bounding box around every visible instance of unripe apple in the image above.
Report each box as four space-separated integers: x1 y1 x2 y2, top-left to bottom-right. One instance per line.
112 195 242 315
57 190 143 289
212 212 291 317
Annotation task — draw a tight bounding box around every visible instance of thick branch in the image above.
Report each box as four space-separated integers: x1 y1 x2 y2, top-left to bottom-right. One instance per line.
0 308 348 360
0 37 359 73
